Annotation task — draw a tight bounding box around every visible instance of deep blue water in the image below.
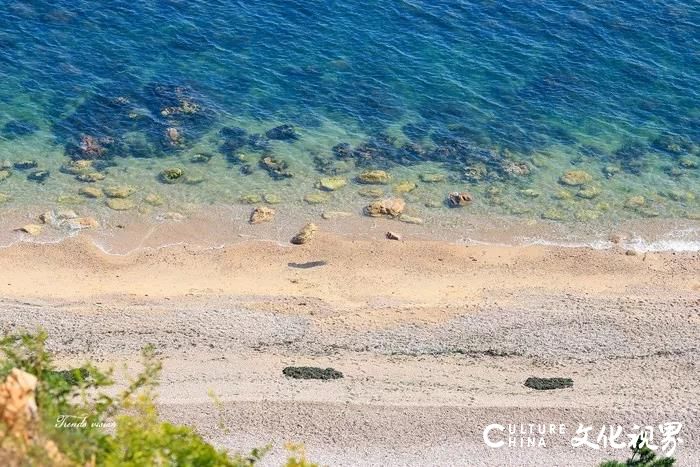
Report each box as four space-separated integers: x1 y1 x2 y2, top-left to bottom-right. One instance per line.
0 0 698 226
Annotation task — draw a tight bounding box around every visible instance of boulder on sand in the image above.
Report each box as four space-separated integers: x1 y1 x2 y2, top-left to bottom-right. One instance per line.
249 206 275 225
291 223 318 245
364 198 405 217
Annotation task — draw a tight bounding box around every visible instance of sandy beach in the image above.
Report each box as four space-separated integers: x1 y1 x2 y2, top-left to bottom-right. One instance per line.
0 231 698 465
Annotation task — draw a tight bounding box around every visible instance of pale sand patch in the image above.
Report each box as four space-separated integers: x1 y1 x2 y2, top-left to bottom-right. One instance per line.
0 234 698 465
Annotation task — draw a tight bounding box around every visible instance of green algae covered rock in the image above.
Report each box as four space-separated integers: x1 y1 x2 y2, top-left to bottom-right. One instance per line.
317 176 347 191
144 193 164 206
624 195 645 209
304 192 330 204
358 187 384 198
79 186 103 198
159 167 185 184
559 170 593 186
576 185 601 199
106 198 135 211
419 173 446 183
357 170 390 184
104 185 136 198
393 180 417 194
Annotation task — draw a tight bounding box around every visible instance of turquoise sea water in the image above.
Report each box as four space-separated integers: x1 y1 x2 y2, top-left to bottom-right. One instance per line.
0 0 698 245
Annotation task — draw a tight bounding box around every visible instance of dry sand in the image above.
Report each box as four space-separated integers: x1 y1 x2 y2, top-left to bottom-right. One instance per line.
0 233 698 465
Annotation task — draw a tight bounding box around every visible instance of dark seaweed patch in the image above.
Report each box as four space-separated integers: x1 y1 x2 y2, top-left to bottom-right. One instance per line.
283 366 343 380
1 120 39 139
524 377 573 390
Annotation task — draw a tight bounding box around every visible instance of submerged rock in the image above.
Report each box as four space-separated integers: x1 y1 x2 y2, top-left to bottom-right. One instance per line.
159 167 185 184
184 175 205 185
74 135 108 160
552 190 573 201
603 165 621 178
419 173 446 183
247 133 271 151
304 192 330 204
624 195 645 209
144 193 164 206
317 176 347 191
0 193 9 204
502 161 531 177
14 160 38 170
291 223 318 245
79 186 103 198
447 191 472 207
239 193 262 204
574 209 599 221
265 124 298 141
541 208 566 221
27 170 50 183
60 160 93 175
165 127 184 146
519 188 541 198
249 206 275 225
106 198 135 211
679 157 698 169
57 194 84 205
190 153 214 164
364 198 406 217
662 189 695 202
260 156 293 179
76 172 105 183
559 170 592 186
463 163 488 182
357 170 390 184
1 120 39 139
576 185 601 199
393 180 417 194
282 366 342 380
263 193 282 204
358 187 384 198
0 169 11 182
104 185 136 198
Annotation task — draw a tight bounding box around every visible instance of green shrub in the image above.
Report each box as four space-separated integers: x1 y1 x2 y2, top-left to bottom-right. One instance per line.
600 436 675 467
0 331 317 466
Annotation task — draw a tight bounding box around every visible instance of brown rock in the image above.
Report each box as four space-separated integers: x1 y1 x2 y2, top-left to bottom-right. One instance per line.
0 368 38 441
249 206 275 225
291 223 318 245
447 191 473 207
64 217 100 230
16 224 42 236
364 198 406 217
386 231 401 241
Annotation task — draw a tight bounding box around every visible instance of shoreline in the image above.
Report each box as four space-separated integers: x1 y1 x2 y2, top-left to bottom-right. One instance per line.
1 233 698 465
1 202 699 255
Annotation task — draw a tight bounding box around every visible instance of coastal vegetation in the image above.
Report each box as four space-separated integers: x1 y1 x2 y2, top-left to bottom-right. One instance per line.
0 331 317 466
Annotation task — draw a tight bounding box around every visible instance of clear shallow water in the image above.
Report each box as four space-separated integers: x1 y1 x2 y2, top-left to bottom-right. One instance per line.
0 0 698 246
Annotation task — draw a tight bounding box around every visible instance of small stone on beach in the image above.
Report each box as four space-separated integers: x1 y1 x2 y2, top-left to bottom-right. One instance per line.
16 224 42 236
291 223 318 245
386 231 401 241
249 206 275 225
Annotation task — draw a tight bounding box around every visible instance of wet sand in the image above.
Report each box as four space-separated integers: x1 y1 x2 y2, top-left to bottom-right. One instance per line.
0 233 698 465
